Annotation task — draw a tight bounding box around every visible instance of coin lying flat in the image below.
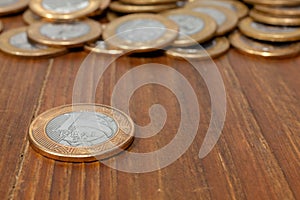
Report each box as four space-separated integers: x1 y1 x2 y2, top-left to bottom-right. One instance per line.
109 1 178 13
255 5 300 17
162 9 217 47
244 0 300 6
0 27 67 57
0 0 29 16
103 13 179 53
29 104 134 162
27 18 102 48
29 0 101 21
22 9 42 25
239 17 300 42
166 37 229 59
229 31 300 58
119 0 178 5
186 0 248 19
84 40 124 55
250 9 300 26
187 5 238 36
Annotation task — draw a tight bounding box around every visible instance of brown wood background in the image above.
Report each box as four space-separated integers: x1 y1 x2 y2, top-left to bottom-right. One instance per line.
0 14 299 200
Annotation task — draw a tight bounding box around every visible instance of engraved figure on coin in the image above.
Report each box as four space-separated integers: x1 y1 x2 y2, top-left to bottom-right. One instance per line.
46 112 118 147
10 32 47 50
168 15 204 37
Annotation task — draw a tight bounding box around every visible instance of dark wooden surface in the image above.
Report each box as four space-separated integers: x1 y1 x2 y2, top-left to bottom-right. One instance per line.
0 14 299 200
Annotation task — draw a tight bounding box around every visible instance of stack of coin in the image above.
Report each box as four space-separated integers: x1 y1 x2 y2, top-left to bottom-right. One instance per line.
228 0 300 58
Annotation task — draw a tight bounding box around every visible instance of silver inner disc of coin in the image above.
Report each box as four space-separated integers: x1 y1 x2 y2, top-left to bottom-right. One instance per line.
251 22 298 33
9 32 47 50
193 7 226 25
116 19 166 43
201 1 236 12
42 0 89 14
40 22 90 40
168 15 204 38
46 112 118 147
0 0 18 6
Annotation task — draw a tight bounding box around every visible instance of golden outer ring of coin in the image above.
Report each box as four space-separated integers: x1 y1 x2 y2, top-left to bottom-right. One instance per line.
22 9 42 25
229 31 300 58
109 1 178 13
185 0 248 19
161 9 217 47
107 11 123 22
89 0 111 16
84 40 124 55
27 19 102 48
243 0 300 6
254 5 300 17
0 0 29 16
166 37 229 60
186 5 238 36
119 0 178 5
0 21 3 33
103 13 179 53
250 9 300 26
239 17 300 42
29 104 135 162
0 27 67 57
29 0 101 21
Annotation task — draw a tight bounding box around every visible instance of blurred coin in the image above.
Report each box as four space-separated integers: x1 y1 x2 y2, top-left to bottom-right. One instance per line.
0 21 3 33
119 0 178 5
29 104 134 162
106 10 124 22
27 18 102 48
109 1 178 13
103 13 179 53
0 0 29 16
255 4 300 17
22 9 42 25
239 17 300 42
229 30 300 58
0 27 67 57
166 36 229 59
244 0 300 6
89 0 111 16
84 40 124 55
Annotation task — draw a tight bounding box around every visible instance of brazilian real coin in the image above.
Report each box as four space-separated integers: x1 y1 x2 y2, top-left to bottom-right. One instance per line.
29 0 101 21
119 0 178 5
243 0 300 6
27 18 102 48
229 30 300 58
186 5 238 36
84 40 124 55
166 37 230 59
109 1 178 13
254 5 300 17
0 27 67 57
29 104 135 162
239 17 300 42
0 0 29 16
22 9 42 25
103 13 179 53
161 9 217 47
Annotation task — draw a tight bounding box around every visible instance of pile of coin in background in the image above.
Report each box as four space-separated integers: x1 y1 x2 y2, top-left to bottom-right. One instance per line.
1 0 300 59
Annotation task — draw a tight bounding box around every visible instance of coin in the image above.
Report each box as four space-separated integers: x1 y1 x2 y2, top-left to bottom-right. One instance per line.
119 0 178 5
84 40 124 55
103 13 179 53
22 9 42 25
27 18 102 48
186 0 249 19
186 5 238 36
0 0 29 16
29 104 134 162
89 0 111 16
243 0 300 6
0 21 3 33
0 27 67 57
239 17 300 42
29 0 101 21
109 1 178 13
166 37 229 59
255 4 300 17
229 30 300 58
250 9 300 26
161 9 217 47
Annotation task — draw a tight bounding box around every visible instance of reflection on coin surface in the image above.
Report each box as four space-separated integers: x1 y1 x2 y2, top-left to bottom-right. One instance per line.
42 0 89 13
29 104 134 162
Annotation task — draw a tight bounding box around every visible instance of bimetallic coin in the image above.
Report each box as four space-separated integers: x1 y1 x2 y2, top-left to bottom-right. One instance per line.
109 1 178 13
166 37 229 59
27 19 102 48
250 9 300 26
84 40 124 55
239 17 300 42
119 0 178 5
22 9 42 25
162 9 217 47
229 31 300 58
0 0 29 16
255 5 300 17
188 5 238 36
29 104 134 162
29 0 101 21
0 27 67 57
103 13 179 53
243 0 300 6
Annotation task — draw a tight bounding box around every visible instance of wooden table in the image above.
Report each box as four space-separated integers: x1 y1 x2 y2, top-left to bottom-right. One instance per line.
1 14 299 200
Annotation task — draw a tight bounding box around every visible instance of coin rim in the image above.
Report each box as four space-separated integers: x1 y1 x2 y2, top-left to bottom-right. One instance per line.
109 1 178 13
84 40 124 55
0 26 68 57
119 0 178 5
29 0 101 20
22 9 42 25
255 5 300 17
166 36 230 60
244 0 300 6
0 0 30 16
0 21 3 33
102 13 179 53
29 104 135 162
239 17 300 42
27 18 102 48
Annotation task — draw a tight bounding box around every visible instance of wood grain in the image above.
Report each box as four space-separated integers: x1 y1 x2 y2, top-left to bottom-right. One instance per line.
0 12 299 200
